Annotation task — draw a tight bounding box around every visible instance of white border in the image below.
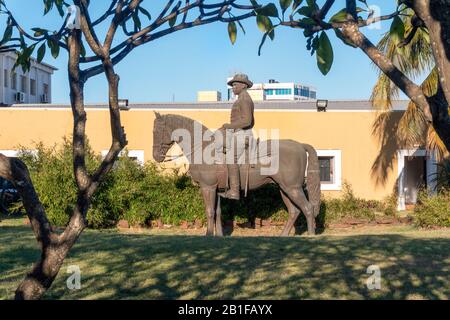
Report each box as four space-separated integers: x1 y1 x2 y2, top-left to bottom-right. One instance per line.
316 150 342 191
397 149 437 210
0 150 19 157
101 149 145 165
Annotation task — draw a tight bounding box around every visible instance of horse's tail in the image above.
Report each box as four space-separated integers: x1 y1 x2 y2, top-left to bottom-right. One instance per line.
302 144 321 217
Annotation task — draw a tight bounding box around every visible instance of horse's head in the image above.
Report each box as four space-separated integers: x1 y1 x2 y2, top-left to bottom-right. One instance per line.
153 112 174 162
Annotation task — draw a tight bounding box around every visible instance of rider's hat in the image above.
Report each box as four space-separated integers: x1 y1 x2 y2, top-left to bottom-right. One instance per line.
227 73 253 88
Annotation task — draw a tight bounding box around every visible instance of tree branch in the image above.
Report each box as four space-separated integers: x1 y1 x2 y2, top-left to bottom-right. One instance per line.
74 0 104 57
340 21 433 122
318 0 335 19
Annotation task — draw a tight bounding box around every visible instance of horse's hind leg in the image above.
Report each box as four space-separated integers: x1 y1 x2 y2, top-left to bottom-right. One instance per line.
279 190 300 237
282 187 316 235
215 195 224 236
201 187 217 236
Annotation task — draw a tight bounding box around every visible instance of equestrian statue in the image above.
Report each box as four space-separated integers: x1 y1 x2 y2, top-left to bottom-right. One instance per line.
152 74 321 236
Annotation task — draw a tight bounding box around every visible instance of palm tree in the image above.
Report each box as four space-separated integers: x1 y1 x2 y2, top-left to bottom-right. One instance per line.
371 9 449 161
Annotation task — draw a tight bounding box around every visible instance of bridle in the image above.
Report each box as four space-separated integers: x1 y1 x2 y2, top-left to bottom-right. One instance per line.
155 116 203 163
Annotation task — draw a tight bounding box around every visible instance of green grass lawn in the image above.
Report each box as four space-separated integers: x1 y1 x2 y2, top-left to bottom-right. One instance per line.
0 215 449 300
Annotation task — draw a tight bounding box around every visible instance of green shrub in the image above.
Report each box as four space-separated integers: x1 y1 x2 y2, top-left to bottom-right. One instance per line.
412 189 450 228
14 139 400 229
17 138 101 226
316 183 388 227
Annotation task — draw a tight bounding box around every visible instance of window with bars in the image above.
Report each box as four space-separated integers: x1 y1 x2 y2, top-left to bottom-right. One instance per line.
3 69 8 88
20 75 27 93
11 72 17 90
319 156 334 183
30 79 36 96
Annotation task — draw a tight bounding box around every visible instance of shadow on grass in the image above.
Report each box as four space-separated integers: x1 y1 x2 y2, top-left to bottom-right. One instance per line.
0 224 449 300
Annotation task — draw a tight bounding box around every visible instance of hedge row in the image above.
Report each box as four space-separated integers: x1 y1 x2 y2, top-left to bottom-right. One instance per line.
9 138 448 228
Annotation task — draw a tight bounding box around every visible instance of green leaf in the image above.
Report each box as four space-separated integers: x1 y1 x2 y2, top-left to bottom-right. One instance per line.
299 17 315 25
44 0 53 15
268 29 275 41
328 7 366 23
390 16 405 41
168 2 181 28
292 0 303 11
329 9 348 23
255 3 279 18
0 24 13 45
132 11 141 31
37 43 46 63
306 0 318 10
32 28 48 37
256 15 273 33
23 44 36 61
54 0 64 17
228 21 237 45
296 6 313 17
139 7 152 21
169 15 177 27
316 31 334 75
48 39 60 59
280 0 293 14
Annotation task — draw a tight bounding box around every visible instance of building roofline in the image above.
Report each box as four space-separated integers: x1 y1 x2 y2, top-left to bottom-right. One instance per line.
0 99 410 111
1 51 58 71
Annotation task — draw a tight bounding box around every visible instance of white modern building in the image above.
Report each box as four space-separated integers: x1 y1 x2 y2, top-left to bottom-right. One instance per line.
227 78 317 101
0 51 57 105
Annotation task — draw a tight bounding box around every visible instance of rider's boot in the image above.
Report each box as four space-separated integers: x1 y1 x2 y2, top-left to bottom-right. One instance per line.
225 164 240 200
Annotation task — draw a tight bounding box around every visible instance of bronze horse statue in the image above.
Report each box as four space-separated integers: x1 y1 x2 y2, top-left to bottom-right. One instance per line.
152 113 321 236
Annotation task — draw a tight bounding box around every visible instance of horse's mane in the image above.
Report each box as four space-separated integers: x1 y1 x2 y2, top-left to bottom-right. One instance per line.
162 114 211 134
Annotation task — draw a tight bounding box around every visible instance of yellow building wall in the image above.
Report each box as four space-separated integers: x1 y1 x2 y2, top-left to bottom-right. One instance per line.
0 107 401 201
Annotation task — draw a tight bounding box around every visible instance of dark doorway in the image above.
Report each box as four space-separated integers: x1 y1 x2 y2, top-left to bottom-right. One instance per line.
404 156 427 204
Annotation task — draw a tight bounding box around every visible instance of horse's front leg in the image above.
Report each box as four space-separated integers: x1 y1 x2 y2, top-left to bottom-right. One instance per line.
201 187 217 236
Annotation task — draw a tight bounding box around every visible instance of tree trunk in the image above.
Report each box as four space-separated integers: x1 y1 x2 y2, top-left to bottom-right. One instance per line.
9 30 90 300
15 243 71 299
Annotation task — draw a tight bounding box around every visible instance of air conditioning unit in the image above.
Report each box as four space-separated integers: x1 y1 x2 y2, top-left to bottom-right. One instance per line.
40 94 49 103
15 92 25 103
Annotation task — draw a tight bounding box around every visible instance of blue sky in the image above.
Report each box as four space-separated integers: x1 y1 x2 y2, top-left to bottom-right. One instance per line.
2 1 403 103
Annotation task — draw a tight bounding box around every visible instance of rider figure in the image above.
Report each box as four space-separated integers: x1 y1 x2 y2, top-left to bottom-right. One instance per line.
219 74 255 200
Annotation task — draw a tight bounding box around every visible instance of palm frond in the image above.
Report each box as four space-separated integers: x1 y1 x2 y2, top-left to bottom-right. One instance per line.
427 126 449 161
396 101 427 147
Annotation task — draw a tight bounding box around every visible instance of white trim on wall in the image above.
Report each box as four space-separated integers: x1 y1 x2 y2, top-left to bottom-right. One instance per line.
316 149 342 191
0 150 19 157
101 150 145 165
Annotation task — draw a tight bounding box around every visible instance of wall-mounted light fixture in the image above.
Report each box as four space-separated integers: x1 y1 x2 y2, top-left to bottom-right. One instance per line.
118 99 129 110
316 99 328 112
